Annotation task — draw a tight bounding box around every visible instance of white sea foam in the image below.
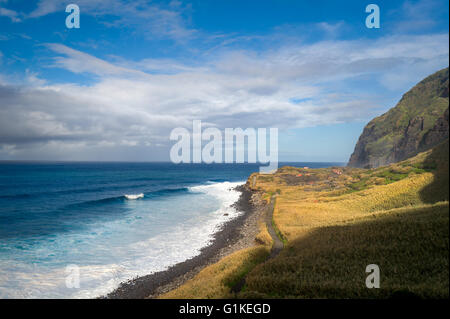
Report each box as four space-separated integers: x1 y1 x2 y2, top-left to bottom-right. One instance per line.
0 181 245 299
124 193 144 200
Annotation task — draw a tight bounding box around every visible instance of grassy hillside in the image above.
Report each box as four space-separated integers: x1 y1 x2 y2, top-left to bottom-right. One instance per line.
161 140 449 299
242 140 449 298
242 202 448 298
348 67 449 168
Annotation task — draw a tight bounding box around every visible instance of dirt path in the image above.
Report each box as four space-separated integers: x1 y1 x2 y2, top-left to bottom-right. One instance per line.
231 195 284 293
265 196 284 258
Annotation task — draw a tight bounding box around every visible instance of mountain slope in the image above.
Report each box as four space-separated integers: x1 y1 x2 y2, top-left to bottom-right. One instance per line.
348 67 449 168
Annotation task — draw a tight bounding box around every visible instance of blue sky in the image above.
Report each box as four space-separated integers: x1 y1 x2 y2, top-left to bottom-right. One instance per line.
0 0 449 162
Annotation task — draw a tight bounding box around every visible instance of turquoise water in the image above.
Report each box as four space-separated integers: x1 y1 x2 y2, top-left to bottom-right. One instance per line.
0 162 340 298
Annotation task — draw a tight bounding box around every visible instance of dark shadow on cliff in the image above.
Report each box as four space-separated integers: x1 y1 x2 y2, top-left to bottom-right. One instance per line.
419 139 449 203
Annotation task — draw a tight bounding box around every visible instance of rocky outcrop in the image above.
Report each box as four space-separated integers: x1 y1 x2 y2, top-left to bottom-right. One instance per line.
348 67 449 168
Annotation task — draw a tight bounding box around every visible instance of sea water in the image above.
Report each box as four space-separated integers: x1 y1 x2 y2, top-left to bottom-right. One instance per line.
0 162 339 298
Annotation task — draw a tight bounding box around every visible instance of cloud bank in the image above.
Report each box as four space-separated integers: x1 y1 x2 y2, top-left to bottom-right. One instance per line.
0 0 448 160
1 30 448 160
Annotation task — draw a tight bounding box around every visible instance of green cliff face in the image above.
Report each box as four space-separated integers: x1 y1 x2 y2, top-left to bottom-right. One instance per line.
348 67 449 168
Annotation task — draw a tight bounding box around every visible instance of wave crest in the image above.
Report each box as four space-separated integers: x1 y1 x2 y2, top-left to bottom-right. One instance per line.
124 193 144 200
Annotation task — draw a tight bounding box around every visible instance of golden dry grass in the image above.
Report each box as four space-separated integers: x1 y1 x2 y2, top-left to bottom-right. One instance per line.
240 140 449 298
273 173 435 241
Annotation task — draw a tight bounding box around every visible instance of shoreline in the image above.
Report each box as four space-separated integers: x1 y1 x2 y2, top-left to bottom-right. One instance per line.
105 182 264 299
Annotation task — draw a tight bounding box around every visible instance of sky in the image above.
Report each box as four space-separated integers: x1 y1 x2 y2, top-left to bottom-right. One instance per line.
0 0 449 162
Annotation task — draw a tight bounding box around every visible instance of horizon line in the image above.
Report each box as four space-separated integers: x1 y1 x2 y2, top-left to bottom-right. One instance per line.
0 160 347 164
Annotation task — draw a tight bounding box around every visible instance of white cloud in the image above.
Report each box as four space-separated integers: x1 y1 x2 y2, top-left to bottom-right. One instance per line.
46 43 148 77
27 0 195 41
389 0 443 33
315 21 346 37
0 7 21 22
0 31 448 160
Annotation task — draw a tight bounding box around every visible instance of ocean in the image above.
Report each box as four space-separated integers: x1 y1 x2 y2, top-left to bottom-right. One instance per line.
0 162 341 298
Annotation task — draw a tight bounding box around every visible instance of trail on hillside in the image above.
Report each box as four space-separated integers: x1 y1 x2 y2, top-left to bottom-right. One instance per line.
231 195 284 293
265 196 284 258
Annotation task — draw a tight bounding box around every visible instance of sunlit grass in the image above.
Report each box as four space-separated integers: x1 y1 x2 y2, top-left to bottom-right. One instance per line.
161 140 449 299
241 140 449 298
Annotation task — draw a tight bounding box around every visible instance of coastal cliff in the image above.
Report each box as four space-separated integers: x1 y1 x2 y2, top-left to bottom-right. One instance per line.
348 67 449 168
